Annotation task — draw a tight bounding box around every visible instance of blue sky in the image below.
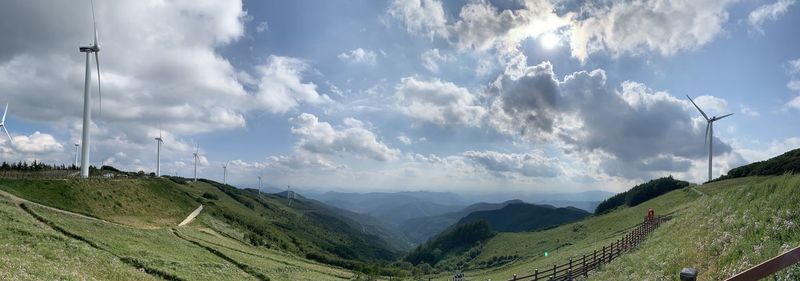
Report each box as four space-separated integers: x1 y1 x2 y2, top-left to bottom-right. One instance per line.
0 0 799 196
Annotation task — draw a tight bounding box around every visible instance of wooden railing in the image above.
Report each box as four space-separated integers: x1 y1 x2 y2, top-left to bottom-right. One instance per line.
723 245 800 281
509 216 672 281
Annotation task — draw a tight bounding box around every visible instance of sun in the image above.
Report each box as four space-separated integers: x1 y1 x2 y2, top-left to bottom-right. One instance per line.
540 32 560 50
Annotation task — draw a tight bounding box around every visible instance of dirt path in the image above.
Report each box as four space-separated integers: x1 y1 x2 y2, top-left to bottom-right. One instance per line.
178 205 203 226
689 186 707 197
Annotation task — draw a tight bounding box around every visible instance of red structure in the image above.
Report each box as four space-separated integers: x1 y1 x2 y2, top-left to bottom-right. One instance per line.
645 208 655 221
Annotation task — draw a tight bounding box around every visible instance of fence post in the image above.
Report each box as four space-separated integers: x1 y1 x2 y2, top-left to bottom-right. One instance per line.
553 264 556 279
512 274 517 281
582 254 587 277
569 258 573 280
534 269 538 280
593 249 597 270
602 246 606 263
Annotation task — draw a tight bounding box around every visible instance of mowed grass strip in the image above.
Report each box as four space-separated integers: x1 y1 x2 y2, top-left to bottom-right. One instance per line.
26 203 258 281
0 194 158 281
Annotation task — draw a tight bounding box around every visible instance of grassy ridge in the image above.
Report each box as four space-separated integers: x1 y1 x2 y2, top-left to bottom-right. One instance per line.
590 175 800 280
0 178 197 227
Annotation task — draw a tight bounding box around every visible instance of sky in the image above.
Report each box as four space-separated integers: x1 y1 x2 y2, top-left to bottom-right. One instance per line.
0 0 799 196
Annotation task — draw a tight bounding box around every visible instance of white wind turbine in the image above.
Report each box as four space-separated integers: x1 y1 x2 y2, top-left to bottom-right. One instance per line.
257 175 262 189
193 144 200 182
155 130 163 177
222 161 229 185
78 0 103 178
0 104 12 145
687 95 733 182
74 144 80 167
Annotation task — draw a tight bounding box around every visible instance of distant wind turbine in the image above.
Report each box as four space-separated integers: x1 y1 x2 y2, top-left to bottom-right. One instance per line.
257 175 262 189
222 161 229 184
0 104 12 145
74 144 80 167
193 144 200 182
155 129 163 177
687 95 733 182
287 184 294 206
78 0 103 178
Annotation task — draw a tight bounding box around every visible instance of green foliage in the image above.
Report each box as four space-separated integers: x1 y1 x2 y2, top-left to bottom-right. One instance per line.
202 192 219 200
716 147 800 181
595 176 689 214
405 220 495 266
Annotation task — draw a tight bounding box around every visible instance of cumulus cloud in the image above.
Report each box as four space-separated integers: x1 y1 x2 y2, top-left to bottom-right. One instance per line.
387 0 449 40
748 0 796 34
487 60 735 179
420 48 451 73
253 55 332 113
8 132 63 153
397 135 413 145
463 150 562 178
338 48 377 65
290 113 399 161
569 0 735 61
451 0 569 52
395 77 485 126
787 59 800 109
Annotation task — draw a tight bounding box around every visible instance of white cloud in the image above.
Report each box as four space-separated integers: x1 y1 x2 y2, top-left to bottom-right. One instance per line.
463 150 562 178
290 113 399 161
9 132 63 153
253 55 332 113
786 59 800 109
387 0 449 40
395 77 485 126
740 105 760 117
338 48 377 65
748 0 796 34
692 95 730 116
570 0 735 61
420 48 451 73
397 135 413 145
256 21 269 33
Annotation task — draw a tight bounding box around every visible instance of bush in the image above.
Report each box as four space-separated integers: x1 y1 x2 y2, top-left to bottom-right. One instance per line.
202 192 218 200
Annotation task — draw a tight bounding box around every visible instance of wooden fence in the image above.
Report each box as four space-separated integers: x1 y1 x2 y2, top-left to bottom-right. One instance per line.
508 216 672 281
723 244 800 281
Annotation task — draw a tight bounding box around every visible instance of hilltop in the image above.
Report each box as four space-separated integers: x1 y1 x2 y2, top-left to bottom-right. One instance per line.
457 203 590 232
399 200 522 245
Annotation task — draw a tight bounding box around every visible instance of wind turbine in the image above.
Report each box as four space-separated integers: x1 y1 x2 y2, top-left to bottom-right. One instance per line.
222 161 229 184
193 144 200 182
78 0 103 178
287 184 294 206
74 144 80 167
687 95 733 182
257 175 262 189
155 130 163 177
0 104 12 145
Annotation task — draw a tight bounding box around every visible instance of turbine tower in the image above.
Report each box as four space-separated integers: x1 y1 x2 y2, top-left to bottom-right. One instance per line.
78 0 103 178
0 104 12 145
155 130 163 177
192 144 200 182
222 161 229 184
74 144 80 167
257 175 262 189
687 95 733 182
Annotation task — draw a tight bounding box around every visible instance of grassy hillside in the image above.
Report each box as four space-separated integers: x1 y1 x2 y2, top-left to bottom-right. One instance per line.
595 176 689 214
590 175 800 280
405 220 495 268
458 203 590 232
0 176 404 279
420 185 701 280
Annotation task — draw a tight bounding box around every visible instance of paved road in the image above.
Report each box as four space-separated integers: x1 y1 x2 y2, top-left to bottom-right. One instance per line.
178 205 203 226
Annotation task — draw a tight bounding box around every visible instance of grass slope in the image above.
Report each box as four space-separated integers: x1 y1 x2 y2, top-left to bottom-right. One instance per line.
590 175 800 280
422 186 701 280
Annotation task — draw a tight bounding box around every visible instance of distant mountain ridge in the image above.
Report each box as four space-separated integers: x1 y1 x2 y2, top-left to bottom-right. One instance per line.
306 191 466 227
458 202 591 232
398 200 522 245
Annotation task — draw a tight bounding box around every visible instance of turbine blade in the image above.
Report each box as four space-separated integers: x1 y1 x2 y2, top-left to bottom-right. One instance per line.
2 127 12 145
91 0 98 47
2 103 7 123
716 113 733 120
704 122 710 146
94 52 101 116
686 95 709 120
